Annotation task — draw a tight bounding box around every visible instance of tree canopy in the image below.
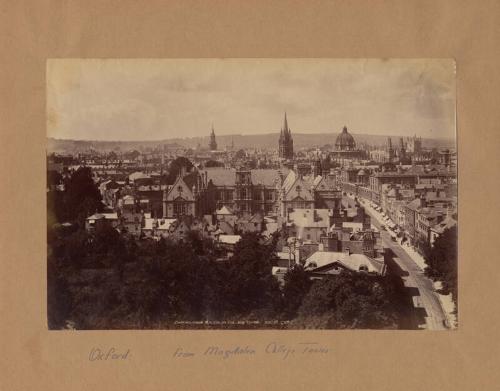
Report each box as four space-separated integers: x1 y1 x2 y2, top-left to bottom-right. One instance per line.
291 272 399 329
166 157 194 183
424 225 458 304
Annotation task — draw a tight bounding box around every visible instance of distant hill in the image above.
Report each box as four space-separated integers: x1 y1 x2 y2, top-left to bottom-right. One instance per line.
47 132 455 153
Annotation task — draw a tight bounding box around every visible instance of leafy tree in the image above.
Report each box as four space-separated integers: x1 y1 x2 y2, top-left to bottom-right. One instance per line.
224 233 282 317
204 160 224 168
124 150 140 160
291 272 398 329
234 149 246 160
166 157 194 183
424 226 458 303
47 170 63 187
62 167 103 222
282 265 313 318
47 255 73 329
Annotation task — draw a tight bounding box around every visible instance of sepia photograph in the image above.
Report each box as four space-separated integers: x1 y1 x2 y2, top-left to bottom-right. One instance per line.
46 58 457 330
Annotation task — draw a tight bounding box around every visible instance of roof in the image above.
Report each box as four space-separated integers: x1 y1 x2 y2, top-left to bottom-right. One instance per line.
129 172 150 181
283 171 316 200
216 205 234 215
156 218 177 231
251 169 282 186
406 198 422 211
218 221 235 235
288 209 331 228
122 195 135 205
218 235 241 245
313 174 338 191
276 252 291 260
341 222 363 232
86 212 118 221
305 251 385 274
203 168 282 187
203 168 235 186
143 216 178 231
183 171 200 189
272 266 288 276
431 216 457 234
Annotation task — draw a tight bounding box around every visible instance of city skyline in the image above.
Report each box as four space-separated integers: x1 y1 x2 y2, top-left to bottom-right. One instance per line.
47 59 456 141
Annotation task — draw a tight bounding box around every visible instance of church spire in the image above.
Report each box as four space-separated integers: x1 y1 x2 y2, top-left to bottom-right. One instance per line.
278 112 293 160
283 112 289 135
209 123 217 151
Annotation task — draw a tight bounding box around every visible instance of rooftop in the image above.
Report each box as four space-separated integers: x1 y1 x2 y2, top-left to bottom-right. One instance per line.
305 251 385 275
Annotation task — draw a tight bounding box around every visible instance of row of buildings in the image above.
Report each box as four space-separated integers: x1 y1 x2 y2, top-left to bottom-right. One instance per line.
50 113 456 282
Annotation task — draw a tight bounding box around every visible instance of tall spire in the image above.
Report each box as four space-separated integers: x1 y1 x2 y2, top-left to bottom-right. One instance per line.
209 123 217 151
278 112 293 160
283 112 289 134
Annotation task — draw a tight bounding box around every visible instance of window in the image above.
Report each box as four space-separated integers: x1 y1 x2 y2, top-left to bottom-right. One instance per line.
174 201 188 216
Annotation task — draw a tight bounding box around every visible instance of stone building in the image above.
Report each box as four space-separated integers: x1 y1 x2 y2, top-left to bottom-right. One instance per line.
330 126 366 162
209 124 217 151
278 113 294 160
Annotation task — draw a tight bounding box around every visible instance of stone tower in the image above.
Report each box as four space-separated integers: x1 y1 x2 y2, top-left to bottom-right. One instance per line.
387 137 394 163
209 124 217 151
278 112 294 160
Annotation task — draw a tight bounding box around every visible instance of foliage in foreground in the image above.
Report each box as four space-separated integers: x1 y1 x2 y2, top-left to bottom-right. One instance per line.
48 226 411 330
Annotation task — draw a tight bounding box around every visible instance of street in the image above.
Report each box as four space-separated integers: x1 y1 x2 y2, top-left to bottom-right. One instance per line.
343 195 448 330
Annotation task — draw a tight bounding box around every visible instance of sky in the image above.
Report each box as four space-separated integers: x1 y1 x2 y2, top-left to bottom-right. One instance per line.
47 59 456 141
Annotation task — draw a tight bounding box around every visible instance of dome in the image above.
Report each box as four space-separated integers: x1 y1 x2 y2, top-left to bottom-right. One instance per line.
335 126 356 151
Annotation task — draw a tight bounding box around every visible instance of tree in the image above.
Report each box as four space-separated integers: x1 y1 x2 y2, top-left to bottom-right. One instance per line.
291 272 398 329
166 157 194 183
47 255 73 329
223 233 282 317
124 150 140 160
282 265 312 318
234 149 246 160
204 160 224 168
64 167 103 222
47 170 63 187
424 226 458 303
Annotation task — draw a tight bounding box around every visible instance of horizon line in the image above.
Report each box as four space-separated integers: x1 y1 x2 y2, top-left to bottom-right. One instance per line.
47 131 455 143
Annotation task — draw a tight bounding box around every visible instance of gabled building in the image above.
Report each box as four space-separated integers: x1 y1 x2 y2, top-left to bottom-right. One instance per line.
279 170 316 217
284 208 331 243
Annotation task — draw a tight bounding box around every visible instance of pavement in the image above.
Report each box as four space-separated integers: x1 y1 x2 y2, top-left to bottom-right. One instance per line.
343 194 448 330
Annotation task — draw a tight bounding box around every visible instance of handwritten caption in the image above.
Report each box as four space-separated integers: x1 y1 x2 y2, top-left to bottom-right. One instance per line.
173 342 329 360
88 342 330 362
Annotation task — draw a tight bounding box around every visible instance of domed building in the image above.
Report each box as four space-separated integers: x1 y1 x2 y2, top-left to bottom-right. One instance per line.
331 125 366 163
335 126 357 151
